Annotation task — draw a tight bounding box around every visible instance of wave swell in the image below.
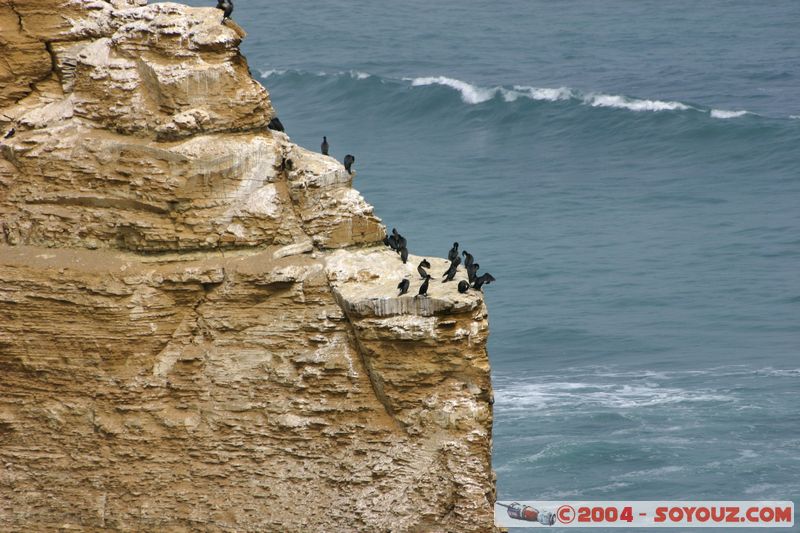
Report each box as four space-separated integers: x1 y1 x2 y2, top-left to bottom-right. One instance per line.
258 69 789 120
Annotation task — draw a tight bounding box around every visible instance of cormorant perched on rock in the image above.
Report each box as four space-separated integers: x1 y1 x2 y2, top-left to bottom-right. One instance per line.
417 259 431 279
458 280 470 294
397 278 410 296
442 255 461 282
268 117 284 132
418 274 432 296
321 136 329 155
216 0 233 21
473 272 496 290
400 246 408 264
3 127 14 139
343 154 355 174
391 228 406 253
467 262 480 284
462 250 474 270
448 242 459 262
384 234 398 251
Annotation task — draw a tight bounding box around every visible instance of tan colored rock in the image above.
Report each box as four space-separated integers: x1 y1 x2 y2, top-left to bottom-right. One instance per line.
0 1 496 531
0 2 52 109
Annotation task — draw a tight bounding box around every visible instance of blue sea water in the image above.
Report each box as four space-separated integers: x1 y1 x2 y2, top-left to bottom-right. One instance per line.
183 0 800 527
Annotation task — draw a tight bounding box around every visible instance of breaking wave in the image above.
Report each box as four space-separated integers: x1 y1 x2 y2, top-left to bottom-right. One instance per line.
260 69 780 120
710 109 750 119
407 75 694 112
409 76 497 104
585 93 690 112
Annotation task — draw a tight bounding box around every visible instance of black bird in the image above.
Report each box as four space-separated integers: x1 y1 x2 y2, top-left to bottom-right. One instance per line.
391 228 406 253
400 246 408 264
216 0 233 21
385 233 399 251
467 262 480 284
397 278 410 296
3 127 14 139
447 242 459 262
267 117 284 132
473 272 496 290
458 280 470 294
321 136 329 155
462 250 474 270
343 154 355 174
442 255 461 282
417 259 431 279
418 274 432 296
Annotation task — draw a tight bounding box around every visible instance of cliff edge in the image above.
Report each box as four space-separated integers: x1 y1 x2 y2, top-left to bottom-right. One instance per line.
0 1 495 531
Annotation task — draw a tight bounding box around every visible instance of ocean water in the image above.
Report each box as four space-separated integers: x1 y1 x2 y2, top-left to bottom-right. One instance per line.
182 0 800 527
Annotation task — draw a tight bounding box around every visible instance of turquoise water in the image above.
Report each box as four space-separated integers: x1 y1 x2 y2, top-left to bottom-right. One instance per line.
184 0 799 524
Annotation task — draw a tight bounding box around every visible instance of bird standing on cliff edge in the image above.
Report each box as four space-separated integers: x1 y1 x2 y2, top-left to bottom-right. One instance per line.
344 154 355 174
473 272 496 290
447 242 459 262
400 246 409 264
462 250 474 270
216 0 233 22
417 259 431 279
321 136 329 155
393 228 407 254
467 262 480 284
418 274 432 297
442 255 461 282
397 278 410 296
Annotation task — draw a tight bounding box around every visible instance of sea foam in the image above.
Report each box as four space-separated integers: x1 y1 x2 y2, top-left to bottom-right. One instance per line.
584 93 691 112
512 85 574 101
494 381 730 411
710 109 749 119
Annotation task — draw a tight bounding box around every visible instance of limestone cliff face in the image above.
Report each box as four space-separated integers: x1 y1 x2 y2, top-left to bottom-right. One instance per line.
0 1 496 531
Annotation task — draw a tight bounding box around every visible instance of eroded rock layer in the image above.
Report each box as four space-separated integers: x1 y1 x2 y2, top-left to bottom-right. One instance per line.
0 1 495 531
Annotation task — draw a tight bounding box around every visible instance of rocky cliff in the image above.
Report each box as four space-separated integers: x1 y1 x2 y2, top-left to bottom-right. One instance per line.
0 1 496 531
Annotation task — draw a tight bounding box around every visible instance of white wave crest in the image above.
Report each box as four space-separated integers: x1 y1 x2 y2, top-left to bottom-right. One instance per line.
498 88 521 102
347 70 371 80
409 76 578 106
514 85 575 101
259 69 285 78
585 93 691 112
710 109 749 119
789 115 800 119
409 76 498 104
